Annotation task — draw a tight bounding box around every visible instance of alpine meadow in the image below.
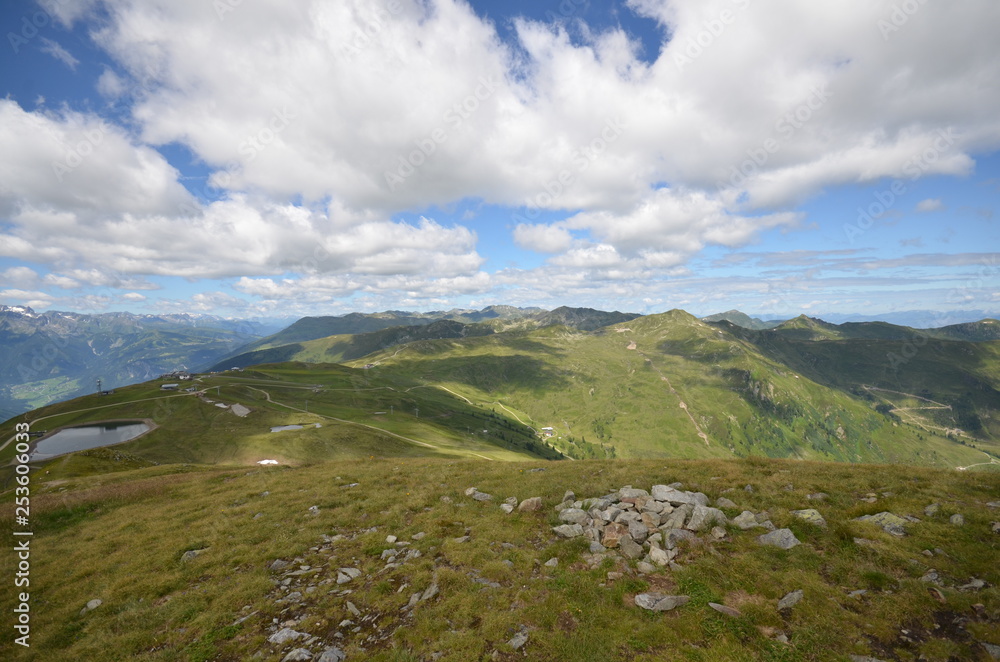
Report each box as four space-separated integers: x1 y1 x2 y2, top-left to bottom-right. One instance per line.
2 1 1000 661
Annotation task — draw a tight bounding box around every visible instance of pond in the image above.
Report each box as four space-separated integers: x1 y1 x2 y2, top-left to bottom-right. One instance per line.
270 424 322 432
31 421 151 461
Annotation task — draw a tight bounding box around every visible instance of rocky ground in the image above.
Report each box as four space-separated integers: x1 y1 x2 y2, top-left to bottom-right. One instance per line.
254 479 1000 661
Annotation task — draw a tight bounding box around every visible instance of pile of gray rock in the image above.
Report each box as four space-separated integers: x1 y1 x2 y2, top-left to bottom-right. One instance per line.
548 483 802 571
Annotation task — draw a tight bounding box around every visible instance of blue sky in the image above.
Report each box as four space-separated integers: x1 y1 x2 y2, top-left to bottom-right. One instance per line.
1 0 998 322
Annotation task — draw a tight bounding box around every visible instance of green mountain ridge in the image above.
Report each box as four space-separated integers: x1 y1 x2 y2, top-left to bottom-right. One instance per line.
2 310 999 661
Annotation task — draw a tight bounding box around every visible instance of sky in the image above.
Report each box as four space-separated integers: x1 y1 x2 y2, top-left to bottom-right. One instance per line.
0 0 998 322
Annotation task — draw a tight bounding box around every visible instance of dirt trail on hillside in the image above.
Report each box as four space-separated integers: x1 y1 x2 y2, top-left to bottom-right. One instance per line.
628 340 710 446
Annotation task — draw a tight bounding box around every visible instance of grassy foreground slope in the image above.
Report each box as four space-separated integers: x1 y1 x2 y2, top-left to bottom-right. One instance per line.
1 457 997 661
357 311 997 469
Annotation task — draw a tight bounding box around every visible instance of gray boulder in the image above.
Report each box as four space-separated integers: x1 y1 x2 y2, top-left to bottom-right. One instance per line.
628 519 649 543
660 504 692 529
518 497 543 512
757 529 801 550
777 589 803 610
791 509 826 527
635 593 690 611
855 512 908 536
686 505 727 532
558 508 589 525
552 524 584 538
269 628 308 645
317 648 347 662
619 536 645 559
663 528 698 549
732 511 760 530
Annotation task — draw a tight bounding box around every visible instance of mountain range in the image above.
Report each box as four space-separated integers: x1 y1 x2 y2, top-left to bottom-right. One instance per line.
0 306 267 420
3 304 999 470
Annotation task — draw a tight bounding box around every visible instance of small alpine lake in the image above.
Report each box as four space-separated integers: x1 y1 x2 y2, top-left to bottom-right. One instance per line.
30 421 151 461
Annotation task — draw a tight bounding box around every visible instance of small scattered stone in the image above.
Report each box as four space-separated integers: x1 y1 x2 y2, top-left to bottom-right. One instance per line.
282 649 313 662
500 503 515 514
636 561 656 574
472 491 494 501
269 628 308 645
777 590 803 611
924 503 940 516
422 583 440 601
757 529 801 549
710 526 727 540
806 493 828 500
308 505 320 515
518 497 543 512
920 570 941 585
507 626 529 650
854 512 908 536
80 598 102 615
336 568 361 584
791 509 826 527
589 541 607 553
708 602 741 617
982 642 1000 660
958 578 985 591
386 535 397 543
715 497 737 509
181 548 208 562
454 535 470 543
949 513 964 526
544 557 558 567
411 532 426 540
317 648 347 662
635 593 690 612
733 511 761 530
270 559 291 572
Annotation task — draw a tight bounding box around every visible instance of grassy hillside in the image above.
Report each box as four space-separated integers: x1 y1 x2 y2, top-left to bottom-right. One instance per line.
719 322 1000 446
0 365 559 488
1 456 997 661
353 311 998 469
210 320 498 372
